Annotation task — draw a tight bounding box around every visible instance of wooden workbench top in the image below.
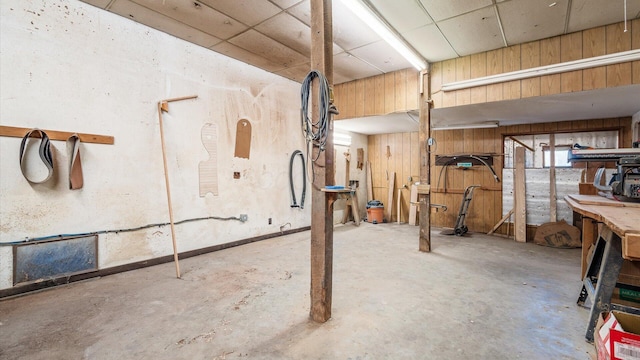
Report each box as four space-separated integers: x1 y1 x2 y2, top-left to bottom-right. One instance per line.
565 195 640 238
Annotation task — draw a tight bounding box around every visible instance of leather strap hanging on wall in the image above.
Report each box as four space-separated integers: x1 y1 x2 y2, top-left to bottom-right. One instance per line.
67 134 84 190
19 129 54 184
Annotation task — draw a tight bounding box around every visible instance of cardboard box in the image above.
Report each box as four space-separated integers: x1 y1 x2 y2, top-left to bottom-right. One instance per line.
595 311 640 360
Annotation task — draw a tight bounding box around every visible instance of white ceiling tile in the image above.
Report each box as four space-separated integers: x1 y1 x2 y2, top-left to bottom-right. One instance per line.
498 0 568 45
568 0 640 33
198 0 282 26
332 0 382 50
333 52 384 83
269 0 304 10
419 0 493 22
289 0 380 50
110 0 222 48
80 0 112 8
211 42 284 72
273 62 310 82
437 6 504 56
130 0 247 39
286 0 310 25
228 29 308 68
403 24 458 62
368 0 433 33
255 13 343 57
348 40 412 73
255 13 311 56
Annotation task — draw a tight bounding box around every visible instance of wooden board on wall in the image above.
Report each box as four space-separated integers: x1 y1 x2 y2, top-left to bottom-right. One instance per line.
514 146 526 243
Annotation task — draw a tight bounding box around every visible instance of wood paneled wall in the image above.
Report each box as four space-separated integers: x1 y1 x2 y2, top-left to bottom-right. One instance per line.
430 117 633 234
367 132 420 223
333 69 420 120
431 20 640 109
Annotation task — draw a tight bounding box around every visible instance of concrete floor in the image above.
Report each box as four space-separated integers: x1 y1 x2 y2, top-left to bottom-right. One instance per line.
0 223 595 359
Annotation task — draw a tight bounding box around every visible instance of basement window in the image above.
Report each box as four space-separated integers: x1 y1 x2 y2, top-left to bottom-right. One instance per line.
504 130 619 169
542 145 572 168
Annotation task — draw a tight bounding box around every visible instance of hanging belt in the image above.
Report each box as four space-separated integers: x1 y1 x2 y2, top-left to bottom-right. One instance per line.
19 129 54 184
289 150 307 209
67 134 84 190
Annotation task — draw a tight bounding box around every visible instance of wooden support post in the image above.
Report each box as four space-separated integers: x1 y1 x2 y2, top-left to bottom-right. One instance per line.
366 161 373 202
514 146 527 243
309 0 334 324
488 208 514 235
418 70 431 252
549 133 557 222
386 172 395 222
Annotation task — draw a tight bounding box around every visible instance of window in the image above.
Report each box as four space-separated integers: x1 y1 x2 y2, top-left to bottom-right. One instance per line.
542 145 572 168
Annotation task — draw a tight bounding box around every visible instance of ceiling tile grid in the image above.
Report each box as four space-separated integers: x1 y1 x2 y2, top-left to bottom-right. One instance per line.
81 0 640 85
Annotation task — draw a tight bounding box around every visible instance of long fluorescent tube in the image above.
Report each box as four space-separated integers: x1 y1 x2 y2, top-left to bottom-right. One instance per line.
432 122 499 130
442 49 640 92
338 0 427 71
334 132 352 146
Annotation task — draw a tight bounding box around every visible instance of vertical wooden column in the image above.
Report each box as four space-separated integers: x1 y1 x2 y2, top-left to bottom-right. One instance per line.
549 133 557 222
514 146 527 242
309 0 334 323
419 70 431 252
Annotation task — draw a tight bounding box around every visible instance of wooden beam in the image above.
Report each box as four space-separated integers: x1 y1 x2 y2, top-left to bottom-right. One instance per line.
514 146 527 242
309 0 334 324
507 136 534 152
488 208 514 235
366 161 373 201
419 70 431 252
0 125 114 145
386 172 395 222
549 133 557 222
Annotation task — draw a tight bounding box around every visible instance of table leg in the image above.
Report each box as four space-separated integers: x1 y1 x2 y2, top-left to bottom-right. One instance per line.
584 227 624 343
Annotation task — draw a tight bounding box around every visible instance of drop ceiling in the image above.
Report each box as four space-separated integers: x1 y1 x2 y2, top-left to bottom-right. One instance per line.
80 0 640 133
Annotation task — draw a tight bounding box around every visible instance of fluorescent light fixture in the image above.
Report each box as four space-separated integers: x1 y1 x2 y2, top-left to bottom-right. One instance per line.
442 49 640 92
334 132 352 146
432 122 499 131
338 0 427 71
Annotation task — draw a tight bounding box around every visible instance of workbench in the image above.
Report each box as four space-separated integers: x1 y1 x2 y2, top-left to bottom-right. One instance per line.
321 188 361 226
565 194 640 342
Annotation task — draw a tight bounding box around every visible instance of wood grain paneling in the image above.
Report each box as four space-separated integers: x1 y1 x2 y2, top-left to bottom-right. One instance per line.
456 56 472 105
486 48 504 102
583 26 606 90
441 59 457 107
521 41 541 98
368 131 421 223
355 79 365 117
406 70 419 110
426 117 632 233
384 72 396 114
560 32 583 93
606 23 632 87
503 45 521 100
470 52 487 104
395 69 407 111
345 81 356 118
631 19 640 84
540 36 561 96
374 75 385 115
364 77 376 116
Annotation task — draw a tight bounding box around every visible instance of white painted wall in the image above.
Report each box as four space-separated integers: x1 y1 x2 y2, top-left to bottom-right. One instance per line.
0 0 311 289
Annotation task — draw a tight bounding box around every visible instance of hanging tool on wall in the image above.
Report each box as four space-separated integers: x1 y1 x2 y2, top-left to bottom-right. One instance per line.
234 119 252 159
19 129 54 184
289 150 307 209
436 154 499 192
157 94 198 279
67 134 84 190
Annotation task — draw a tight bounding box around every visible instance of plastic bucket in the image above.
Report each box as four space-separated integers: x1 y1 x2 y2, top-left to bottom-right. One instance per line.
367 207 384 224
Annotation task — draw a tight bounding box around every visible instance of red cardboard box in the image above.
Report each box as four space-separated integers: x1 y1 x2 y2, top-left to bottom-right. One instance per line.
596 311 640 360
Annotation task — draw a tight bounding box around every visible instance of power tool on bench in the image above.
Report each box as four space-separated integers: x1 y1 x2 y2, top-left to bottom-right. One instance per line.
610 156 640 201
